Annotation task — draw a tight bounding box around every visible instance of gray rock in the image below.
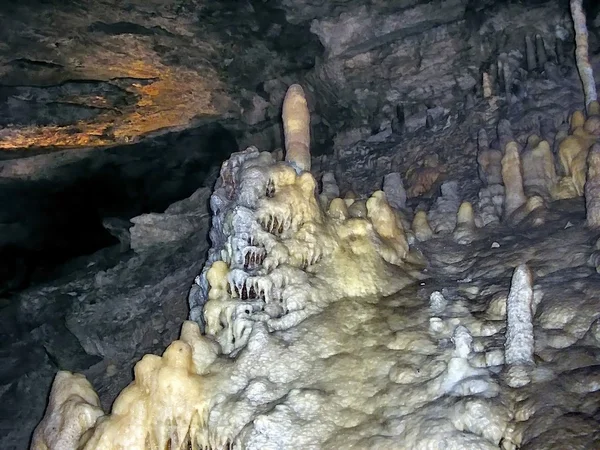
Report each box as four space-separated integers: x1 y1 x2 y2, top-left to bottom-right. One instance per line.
129 187 211 253
383 172 406 209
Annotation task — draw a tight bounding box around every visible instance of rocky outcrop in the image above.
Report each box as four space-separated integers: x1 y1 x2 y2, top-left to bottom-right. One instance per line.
281 0 577 146
0 185 211 450
0 123 234 296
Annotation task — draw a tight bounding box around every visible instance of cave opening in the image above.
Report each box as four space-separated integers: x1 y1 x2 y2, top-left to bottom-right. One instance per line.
0 122 238 297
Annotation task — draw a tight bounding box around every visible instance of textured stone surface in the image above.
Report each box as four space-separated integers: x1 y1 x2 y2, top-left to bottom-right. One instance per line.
1 0 600 448
0 186 211 449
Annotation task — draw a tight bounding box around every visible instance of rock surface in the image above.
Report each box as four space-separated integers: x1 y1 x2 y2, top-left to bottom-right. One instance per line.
0 186 211 450
1 0 600 449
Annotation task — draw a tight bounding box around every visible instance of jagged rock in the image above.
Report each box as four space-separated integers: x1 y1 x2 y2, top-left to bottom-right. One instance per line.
102 218 132 252
130 187 211 253
0 185 212 449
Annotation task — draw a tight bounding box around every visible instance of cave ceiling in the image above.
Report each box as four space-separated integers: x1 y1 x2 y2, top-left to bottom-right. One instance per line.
0 0 321 150
2 0 595 154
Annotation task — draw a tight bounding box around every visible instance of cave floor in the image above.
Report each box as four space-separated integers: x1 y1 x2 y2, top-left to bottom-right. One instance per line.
208 198 600 449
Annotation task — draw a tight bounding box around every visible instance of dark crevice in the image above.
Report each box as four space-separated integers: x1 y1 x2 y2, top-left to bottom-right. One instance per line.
88 21 176 37
10 58 64 69
0 122 238 297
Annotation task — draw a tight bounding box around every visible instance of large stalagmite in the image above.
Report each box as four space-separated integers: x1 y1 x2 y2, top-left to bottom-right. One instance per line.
282 84 311 173
504 264 535 388
31 84 424 449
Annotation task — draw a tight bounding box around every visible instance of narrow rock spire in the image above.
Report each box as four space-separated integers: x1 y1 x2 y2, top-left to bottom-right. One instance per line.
570 0 598 111
282 84 311 172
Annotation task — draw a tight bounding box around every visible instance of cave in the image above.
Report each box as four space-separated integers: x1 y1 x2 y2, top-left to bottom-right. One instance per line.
2 0 600 449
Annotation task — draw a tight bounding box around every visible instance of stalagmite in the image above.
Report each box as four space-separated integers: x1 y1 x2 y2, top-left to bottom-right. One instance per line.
453 201 476 244
507 195 546 227
586 143 600 228
319 171 339 208
504 264 535 388
501 141 527 219
482 72 493 99
282 84 311 172
18 6 600 447
476 184 504 227
429 291 447 314
555 112 597 198
521 139 557 200
477 128 503 185
348 199 368 218
570 0 598 111
412 210 434 241
366 190 409 264
428 180 460 233
31 372 105 450
327 197 349 221
321 172 339 200
589 101 600 117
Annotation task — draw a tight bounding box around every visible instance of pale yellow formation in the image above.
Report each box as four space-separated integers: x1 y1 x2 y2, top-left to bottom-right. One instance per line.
584 114 600 135
553 110 599 199
328 197 349 220
412 210 434 242
453 201 476 244
571 110 586 130
31 372 104 450
282 84 311 172
202 260 233 337
82 324 221 450
501 141 527 219
31 83 423 450
32 322 223 450
521 139 557 200
366 191 409 264
257 168 322 236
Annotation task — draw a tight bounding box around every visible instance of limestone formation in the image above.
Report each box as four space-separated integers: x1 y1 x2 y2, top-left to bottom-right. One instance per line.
7 2 600 450
477 129 503 185
501 141 527 219
521 139 557 200
453 201 476 244
282 84 311 173
412 210 434 242
570 0 597 110
504 264 534 388
586 143 600 228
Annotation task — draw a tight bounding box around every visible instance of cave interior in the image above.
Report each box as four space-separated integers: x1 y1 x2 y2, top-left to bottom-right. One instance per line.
2 0 600 449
